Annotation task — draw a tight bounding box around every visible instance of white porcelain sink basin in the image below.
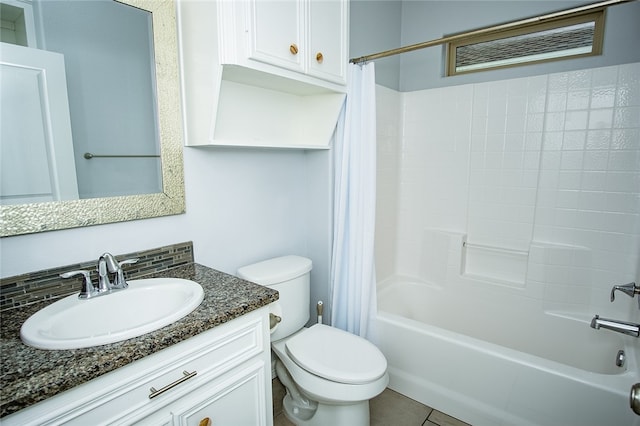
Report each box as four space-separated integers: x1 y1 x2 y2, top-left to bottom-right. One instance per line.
20 278 204 350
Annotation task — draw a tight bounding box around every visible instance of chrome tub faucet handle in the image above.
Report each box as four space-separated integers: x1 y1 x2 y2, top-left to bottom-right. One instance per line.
610 282 640 308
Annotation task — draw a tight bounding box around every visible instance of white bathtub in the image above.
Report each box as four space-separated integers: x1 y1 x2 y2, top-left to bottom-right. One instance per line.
376 277 640 426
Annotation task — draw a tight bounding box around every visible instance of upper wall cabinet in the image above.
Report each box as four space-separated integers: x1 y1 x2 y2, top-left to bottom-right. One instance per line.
220 0 348 88
179 0 348 149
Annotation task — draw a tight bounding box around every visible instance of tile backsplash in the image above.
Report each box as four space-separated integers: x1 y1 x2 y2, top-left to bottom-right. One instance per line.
0 242 193 311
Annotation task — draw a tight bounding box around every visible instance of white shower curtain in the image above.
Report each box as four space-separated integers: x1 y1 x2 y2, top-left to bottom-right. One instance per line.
330 62 377 340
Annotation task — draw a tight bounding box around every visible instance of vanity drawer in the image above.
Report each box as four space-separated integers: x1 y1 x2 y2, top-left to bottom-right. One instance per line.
132 360 269 426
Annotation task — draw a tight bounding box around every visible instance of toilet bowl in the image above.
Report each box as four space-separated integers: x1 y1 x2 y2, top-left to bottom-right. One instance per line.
272 326 388 425
237 255 388 426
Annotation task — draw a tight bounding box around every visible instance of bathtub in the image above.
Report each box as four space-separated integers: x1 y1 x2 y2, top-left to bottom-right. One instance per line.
376 277 640 426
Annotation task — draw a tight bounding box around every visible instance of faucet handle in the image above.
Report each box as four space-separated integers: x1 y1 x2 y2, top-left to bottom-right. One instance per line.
119 258 139 267
100 254 138 271
111 257 139 289
60 270 96 299
610 283 640 308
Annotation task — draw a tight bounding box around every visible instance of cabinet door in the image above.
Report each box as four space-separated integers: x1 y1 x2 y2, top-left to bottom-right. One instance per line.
308 0 347 84
248 0 305 74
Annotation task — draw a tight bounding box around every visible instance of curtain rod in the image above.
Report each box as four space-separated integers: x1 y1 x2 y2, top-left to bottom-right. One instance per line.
349 0 634 64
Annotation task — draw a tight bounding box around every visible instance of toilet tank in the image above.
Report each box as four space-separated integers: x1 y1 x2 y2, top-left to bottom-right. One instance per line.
237 255 312 341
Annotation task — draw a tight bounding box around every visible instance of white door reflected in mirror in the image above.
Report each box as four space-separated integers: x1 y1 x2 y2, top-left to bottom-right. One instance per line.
0 43 78 205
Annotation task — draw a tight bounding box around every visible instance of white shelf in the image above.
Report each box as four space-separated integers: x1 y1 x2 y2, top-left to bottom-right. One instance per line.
201 65 345 150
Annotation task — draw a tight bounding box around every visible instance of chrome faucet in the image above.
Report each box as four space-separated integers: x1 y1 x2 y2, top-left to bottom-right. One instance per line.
611 282 640 308
60 253 138 299
99 252 138 290
97 254 113 292
590 315 640 337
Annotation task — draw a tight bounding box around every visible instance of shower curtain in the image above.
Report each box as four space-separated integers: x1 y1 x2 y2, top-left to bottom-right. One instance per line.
330 62 377 340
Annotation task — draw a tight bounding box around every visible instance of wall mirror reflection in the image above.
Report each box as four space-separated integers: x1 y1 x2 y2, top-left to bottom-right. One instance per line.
0 0 185 237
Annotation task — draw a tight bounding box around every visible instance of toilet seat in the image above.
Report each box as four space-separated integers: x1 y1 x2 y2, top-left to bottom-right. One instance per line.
272 334 389 404
285 324 387 384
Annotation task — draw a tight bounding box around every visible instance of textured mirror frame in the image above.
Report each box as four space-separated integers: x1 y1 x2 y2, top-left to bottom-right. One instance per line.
0 0 185 237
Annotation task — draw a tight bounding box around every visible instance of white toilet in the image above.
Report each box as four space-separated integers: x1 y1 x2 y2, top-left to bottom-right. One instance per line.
237 255 388 426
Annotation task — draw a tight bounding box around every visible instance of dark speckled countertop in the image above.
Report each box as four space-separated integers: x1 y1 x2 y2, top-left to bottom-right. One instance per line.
0 263 278 417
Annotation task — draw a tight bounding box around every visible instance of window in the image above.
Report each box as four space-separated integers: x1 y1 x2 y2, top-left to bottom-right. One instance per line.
447 11 605 76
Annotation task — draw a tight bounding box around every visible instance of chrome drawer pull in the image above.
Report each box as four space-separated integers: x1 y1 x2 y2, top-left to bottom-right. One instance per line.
149 370 197 399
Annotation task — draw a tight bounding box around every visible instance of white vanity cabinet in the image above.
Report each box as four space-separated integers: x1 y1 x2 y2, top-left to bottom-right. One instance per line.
2 307 273 426
219 0 348 87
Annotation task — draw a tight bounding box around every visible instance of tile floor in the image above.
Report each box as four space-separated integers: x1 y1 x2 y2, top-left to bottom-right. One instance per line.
272 378 471 426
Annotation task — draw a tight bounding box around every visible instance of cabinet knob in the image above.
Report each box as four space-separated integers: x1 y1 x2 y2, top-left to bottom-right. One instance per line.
316 52 324 63
199 418 212 426
289 44 298 55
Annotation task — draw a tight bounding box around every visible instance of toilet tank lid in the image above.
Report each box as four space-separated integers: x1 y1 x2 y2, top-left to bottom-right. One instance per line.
237 255 312 286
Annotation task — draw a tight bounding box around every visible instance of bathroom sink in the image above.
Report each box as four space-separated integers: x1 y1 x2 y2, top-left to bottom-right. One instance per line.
20 278 204 350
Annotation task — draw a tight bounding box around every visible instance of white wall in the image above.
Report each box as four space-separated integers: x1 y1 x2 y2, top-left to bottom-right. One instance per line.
376 62 640 319
1 136 332 326
349 0 402 90
0 146 314 275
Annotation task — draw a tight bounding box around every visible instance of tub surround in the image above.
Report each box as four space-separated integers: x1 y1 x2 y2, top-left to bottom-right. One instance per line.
0 262 278 417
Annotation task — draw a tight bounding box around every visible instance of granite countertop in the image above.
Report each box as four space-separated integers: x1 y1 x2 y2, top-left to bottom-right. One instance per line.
0 263 278 417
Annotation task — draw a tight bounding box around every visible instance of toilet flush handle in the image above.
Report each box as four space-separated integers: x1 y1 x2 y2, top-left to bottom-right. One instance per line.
270 313 282 330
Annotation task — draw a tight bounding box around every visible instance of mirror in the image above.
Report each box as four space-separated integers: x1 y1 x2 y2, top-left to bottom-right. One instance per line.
0 0 185 237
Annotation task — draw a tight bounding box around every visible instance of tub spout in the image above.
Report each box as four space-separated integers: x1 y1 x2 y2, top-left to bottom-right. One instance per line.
590 315 640 337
